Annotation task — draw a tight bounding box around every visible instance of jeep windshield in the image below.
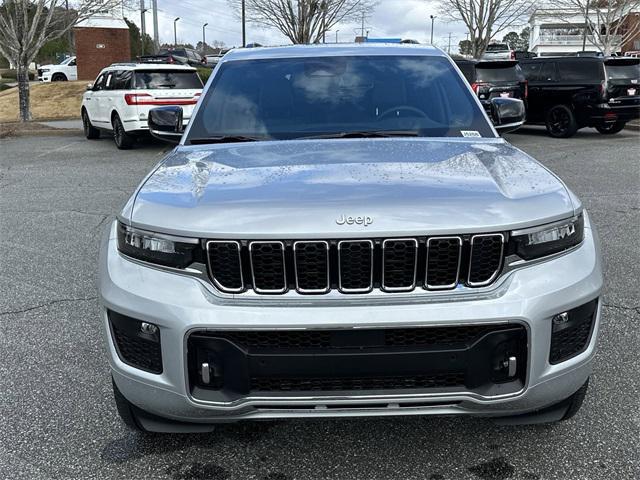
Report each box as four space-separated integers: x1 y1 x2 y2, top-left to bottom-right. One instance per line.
186 55 494 143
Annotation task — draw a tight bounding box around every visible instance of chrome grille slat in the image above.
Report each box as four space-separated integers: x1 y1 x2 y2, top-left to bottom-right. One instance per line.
206 240 244 293
249 241 287 293
425 236 462 290
468 234 505 287
382 238 418 292
293 241 330 294
338 240 374 293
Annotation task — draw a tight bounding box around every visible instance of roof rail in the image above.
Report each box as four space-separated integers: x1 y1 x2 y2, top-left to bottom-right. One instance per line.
109 62 138 67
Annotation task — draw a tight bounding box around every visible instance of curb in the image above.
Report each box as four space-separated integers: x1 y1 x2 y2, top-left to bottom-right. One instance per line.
0 128 82 139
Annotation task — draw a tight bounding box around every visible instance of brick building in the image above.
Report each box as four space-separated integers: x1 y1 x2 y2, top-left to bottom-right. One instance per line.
74 15 130 81
620 12 640 53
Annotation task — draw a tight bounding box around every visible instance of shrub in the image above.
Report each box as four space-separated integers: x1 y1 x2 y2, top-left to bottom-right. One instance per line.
0 69 36 80
197 67 212 85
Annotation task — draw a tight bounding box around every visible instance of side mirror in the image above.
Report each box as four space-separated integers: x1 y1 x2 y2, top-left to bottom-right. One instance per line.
86 83 93 91
490 97 526 134
148 106 184 144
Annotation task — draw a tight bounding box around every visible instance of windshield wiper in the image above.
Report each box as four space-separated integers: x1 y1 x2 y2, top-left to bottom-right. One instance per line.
189 135 266 145
298 130 421 140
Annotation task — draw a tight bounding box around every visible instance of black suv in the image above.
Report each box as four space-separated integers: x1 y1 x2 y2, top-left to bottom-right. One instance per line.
520 56 640 137
140 48 204 67
455 60 527 122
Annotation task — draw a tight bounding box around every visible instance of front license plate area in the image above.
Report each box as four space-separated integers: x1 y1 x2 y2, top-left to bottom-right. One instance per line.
187 325 527 403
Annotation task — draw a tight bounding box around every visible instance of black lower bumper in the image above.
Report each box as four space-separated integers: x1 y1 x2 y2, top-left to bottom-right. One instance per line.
584 102 640 124
187 324 527 403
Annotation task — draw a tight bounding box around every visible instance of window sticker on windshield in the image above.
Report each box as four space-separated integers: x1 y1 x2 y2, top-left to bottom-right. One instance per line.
461 131 481 138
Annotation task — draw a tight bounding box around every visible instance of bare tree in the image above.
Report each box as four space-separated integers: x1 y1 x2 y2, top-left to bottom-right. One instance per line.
0 0 120 122
549 0 640 55
439 0 536 58
229 0 376 44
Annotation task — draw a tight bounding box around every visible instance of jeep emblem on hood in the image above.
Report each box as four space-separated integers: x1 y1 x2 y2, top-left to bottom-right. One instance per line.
336 214 373 227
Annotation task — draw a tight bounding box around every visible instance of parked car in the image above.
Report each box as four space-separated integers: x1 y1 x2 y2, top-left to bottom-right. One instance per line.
481 43 514 61
37 56 77 82
455 59 527 124
575 51 603 58
139 48 204 67
204 54 223 67
99 44 601 432
520 56 640 137
81 63 203 149
514 51 536 60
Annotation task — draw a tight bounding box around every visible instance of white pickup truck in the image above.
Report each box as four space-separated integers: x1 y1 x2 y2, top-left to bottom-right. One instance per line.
37 56 77 82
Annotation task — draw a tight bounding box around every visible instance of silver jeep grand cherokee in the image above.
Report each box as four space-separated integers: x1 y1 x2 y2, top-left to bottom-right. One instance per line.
99 45 602 432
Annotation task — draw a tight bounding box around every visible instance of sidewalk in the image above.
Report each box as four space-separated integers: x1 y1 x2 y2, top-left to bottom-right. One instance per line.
0 119 82 138
40 119 82 130
625 119 640 131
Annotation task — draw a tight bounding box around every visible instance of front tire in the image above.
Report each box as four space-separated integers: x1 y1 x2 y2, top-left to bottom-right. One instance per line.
112 114 135 150
595 122 625 135
494 378 590 425
112 378 147 432
560 378 589 421
82 110 100 139
51 73 67 82
545 105 578 138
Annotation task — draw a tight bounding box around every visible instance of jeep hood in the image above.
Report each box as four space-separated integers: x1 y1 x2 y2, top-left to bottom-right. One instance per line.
128 138 576 238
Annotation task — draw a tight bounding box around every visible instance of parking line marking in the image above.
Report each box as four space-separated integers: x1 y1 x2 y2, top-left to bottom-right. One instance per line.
36 141 78 158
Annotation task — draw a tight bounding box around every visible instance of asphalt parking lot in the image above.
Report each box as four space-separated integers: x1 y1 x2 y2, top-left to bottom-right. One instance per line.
0 128 638 480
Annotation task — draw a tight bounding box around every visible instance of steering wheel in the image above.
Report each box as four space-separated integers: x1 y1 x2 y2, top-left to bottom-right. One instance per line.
377 106 428 120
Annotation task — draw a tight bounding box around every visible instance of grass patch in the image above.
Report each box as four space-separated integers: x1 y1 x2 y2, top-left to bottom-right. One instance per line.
197 67 212 84
0 81 86 122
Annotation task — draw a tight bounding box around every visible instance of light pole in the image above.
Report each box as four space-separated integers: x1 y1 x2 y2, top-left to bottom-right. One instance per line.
173 17 180 46
241 0 246 47
335 30 339 43
140 0 148 55
152 0 159 51
430 15 436 45
202 22 208 50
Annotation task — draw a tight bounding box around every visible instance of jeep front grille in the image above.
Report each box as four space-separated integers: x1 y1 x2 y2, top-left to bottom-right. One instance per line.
206 234 505 295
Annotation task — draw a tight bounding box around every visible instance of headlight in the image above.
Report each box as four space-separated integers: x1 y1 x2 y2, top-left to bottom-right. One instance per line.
117 222 200 268
512 213 584 260
41 68 50 72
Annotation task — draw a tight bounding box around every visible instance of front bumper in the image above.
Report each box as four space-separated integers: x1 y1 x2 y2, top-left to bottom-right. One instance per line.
99 215 602 423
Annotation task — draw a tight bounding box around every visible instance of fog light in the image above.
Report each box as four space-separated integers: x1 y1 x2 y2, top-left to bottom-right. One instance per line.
553 312 569 325
140 322 158 335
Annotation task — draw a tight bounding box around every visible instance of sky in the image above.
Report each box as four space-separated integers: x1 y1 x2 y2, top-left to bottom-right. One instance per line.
122 0 496 54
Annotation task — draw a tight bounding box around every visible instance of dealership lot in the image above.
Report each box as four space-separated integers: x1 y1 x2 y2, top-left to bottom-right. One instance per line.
0 129 638 479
